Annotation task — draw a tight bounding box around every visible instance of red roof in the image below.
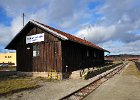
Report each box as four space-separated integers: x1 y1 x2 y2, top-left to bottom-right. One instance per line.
33 20 108 52
5 20 109 52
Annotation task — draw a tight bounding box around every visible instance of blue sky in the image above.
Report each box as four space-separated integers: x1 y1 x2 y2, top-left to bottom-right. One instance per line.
0 0 140 55
0 7 12 26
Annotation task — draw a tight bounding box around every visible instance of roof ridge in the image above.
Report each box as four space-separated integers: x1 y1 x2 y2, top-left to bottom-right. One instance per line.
31 20 109 52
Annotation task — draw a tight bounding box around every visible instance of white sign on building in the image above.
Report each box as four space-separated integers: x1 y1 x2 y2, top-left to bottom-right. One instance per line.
26 33 44 44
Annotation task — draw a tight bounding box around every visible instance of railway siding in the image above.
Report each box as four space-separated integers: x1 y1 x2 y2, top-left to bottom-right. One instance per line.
60 62 128 100
84 61 140 100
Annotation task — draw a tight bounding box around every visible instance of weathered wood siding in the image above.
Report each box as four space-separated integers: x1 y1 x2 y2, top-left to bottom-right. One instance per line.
16 24 104 73
16 25 62 72
62 41 104 72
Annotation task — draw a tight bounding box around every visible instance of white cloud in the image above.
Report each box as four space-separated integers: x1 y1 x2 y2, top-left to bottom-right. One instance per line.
76 25 116 43
0 0 93 29
11 16 24 36
75 0 140 54
0 0 49 17
0 0 140 55
99 40 140 55
97 0 140 24
0 24 12 46
0 0 92 48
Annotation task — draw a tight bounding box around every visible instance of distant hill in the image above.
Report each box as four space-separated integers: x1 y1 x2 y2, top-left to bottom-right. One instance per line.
105 54 140 61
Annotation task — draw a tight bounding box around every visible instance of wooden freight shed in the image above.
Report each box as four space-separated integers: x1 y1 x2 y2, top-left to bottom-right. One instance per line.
5 20 109 79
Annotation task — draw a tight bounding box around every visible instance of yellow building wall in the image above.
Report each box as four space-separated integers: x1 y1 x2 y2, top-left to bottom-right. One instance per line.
0 52 16 66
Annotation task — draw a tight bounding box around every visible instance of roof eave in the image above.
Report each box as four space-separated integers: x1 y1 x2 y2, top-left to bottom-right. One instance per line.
68 39 109 52
104 49 110 53
30 20 68 41
5 20 109 53
5 20 69 49
5 22 32 49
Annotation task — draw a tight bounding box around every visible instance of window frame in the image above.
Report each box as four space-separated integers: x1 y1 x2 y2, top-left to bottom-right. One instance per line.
33 44 40 57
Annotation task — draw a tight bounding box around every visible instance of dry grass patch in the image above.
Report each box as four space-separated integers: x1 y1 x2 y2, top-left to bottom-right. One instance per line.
123 62 140 78
35 77 60 83
0 66 16 71
0 76 39 96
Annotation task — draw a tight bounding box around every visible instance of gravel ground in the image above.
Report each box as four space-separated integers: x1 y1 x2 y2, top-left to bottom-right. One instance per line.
0 78 95 100
84 62 140 100
0 62 127 100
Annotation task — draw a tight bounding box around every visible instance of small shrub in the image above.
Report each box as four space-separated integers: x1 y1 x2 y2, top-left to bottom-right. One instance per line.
83 62 122 80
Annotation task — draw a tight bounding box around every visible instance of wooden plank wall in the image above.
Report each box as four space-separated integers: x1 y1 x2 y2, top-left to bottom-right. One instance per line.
62 41 104 72
16 25 62 72
16 37 33 72
16 24 104 73
32 41 62 72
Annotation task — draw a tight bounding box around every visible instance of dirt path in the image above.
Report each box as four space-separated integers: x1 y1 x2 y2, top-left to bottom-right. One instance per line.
84 61 140 100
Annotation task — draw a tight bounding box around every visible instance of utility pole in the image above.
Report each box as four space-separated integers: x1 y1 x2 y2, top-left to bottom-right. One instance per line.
23 13 25 26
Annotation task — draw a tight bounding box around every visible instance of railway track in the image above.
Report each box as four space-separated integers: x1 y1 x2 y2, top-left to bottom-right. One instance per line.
60 62 128 100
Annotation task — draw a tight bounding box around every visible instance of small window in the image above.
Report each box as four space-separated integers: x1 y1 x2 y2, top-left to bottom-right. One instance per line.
5 56 7 58
33 45 40 57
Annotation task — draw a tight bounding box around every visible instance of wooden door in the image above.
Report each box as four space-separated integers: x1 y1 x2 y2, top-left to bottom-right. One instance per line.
46 42 62 72
25 44 33 71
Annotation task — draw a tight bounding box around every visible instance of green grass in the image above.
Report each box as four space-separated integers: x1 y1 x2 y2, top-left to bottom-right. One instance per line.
0 76 39 96
123 62 140 78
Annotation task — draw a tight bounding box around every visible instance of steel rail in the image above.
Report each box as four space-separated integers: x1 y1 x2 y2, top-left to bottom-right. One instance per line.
60 63 128 100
